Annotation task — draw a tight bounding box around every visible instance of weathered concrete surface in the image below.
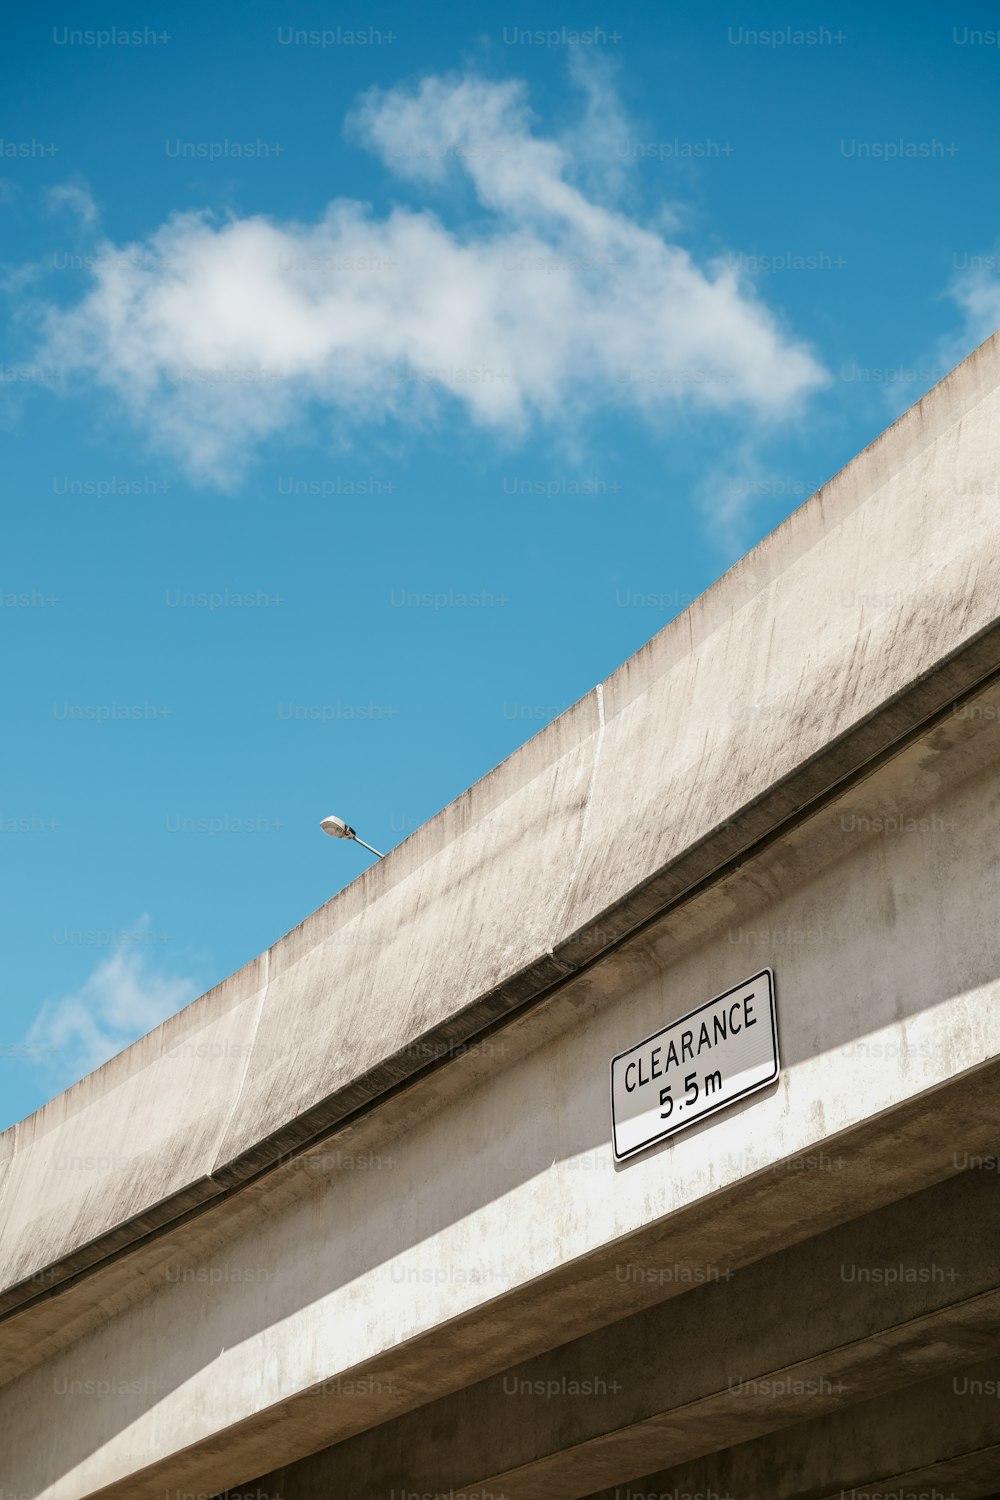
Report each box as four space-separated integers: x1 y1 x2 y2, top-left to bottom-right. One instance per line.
0 959 267 1306
3 331 1000 1320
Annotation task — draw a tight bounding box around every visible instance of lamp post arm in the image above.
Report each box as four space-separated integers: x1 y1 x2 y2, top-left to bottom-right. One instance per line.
352 835 384 859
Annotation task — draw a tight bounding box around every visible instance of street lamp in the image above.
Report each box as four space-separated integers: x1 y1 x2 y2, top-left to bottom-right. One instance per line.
319 814 384 859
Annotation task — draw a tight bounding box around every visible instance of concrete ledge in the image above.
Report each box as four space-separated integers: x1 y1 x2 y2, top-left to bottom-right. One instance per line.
3 331 1000 1315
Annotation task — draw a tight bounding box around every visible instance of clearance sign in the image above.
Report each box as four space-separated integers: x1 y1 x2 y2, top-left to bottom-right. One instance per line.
611 970 779 1160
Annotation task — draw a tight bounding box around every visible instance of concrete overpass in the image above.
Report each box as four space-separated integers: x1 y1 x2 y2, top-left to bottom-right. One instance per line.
2 332 1000 1499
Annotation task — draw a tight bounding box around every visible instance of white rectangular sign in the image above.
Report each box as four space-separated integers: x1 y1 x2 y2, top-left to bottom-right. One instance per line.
611 969 779 1160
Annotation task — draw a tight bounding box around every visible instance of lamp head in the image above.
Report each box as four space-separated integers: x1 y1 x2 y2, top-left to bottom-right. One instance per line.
320 814 356 840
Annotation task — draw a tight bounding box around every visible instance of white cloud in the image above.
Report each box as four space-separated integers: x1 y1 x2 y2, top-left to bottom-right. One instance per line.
24 918 199 1083
45 180 99 227
40 71 828 483
946 254 1000 352
694 442 789 559
894 252 1000 418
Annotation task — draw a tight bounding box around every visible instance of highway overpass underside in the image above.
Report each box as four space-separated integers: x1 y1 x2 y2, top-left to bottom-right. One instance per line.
221 1168 1000 1500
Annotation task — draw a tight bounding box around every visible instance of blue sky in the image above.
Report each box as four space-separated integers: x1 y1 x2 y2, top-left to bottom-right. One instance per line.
2 1 998 1131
